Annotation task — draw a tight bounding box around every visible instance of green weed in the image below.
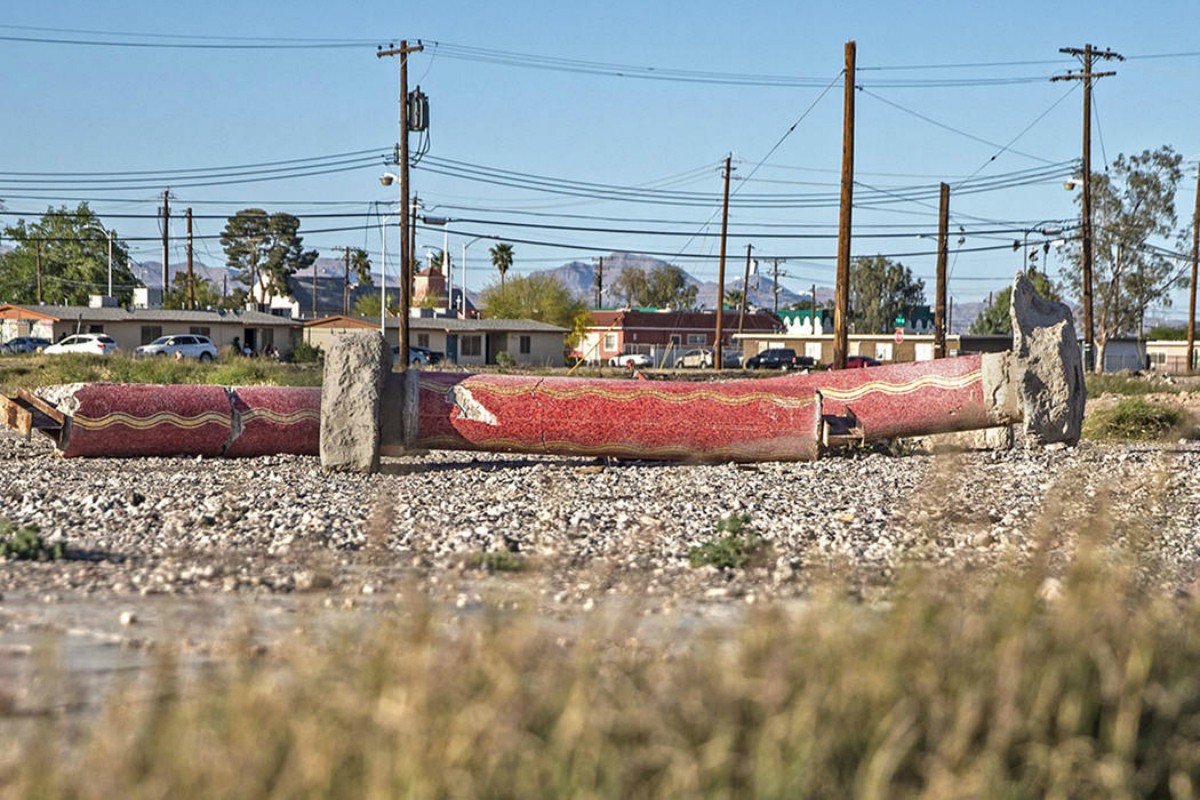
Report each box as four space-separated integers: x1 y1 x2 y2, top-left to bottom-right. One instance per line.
689 512 766 569
0 519 64 561
1082 397 1190 441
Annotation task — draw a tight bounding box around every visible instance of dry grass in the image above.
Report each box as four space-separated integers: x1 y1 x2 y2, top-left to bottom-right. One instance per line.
8 513 1200 797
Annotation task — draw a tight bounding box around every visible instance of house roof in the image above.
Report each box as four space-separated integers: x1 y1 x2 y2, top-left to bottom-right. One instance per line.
305 314 567 334
1 304 299 327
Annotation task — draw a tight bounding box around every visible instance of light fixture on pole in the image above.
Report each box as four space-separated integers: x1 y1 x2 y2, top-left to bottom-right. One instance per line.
461 235 487 318
87 222 114 298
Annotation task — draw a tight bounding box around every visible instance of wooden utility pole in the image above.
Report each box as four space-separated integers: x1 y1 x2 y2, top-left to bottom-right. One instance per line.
714 155 733 369
160 190 170 299
378 40 424 368
312 257 318 318
1188 164 1199 374
594 256 604 307
832 40 856 370
342 247 351 316
1054 43 1122 372
186 208 195 309
934 182 949 358
811 284 818 334
737 243 753 335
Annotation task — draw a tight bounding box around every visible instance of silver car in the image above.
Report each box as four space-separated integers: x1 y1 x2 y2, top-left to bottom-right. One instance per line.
135 334 218 361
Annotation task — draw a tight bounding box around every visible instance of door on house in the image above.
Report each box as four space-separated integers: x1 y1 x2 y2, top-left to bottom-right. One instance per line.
445 334 458 363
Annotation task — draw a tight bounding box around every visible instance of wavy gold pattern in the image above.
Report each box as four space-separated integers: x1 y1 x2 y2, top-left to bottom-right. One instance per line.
819 371 981 403
73 411 231 432
241 408 321 426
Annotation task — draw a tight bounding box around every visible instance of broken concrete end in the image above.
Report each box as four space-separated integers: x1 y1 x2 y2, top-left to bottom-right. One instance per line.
1009 272 1086 446
320 332 389 473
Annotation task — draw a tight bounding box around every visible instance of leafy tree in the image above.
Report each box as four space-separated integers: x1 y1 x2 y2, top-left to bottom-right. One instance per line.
612 266 648 306
219 208 318 304
970 272 1061 335
479 273 589 347
489 242 514 288
849 255 926 333
0 204 139 305
724 289 745 309
164 272 226 310
1145 324 1188 341
1062 146 1187 365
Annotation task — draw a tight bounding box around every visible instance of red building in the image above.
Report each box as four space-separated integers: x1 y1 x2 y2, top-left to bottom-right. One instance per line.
577 308 782 365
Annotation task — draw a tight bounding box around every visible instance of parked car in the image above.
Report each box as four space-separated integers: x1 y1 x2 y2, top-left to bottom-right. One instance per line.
1 336 51 354
846 355 882 369
135 334 218 360
673 348 712 368
745 348 813 370
392 346 435 367
609 353 652 368
411 345 444 365
42 333 119 356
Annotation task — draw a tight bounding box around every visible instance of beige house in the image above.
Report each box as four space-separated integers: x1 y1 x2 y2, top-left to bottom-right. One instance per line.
733 331 965 365
0 304 301 356
1146 340 1198 374
304 314 568 367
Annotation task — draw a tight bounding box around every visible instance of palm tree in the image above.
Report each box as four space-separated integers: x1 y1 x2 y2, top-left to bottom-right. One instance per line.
490 242 514 288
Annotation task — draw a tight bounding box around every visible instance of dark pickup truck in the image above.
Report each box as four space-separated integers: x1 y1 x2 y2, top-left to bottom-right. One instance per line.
744 348 815 370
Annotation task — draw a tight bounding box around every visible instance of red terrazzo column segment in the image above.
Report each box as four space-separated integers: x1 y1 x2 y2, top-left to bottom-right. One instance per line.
62 384 233 458
225 386 322 457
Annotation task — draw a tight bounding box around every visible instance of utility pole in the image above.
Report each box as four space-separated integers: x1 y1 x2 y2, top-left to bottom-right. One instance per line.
160 190 170 299
312 255 319 318
771 258 785 314
378 39 424 369
594 255 604 308
1054 43 1122 372
811 284 818 335
737 244 753 335
934 182 949 358
186 207 195 309
1188 164 1199 374
833 40 856 370
714 154 733 370
341 246 351 316
35 239 42 304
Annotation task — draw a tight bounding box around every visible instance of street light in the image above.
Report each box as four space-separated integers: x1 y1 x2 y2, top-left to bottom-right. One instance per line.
461 235 487 318
87 222 114 298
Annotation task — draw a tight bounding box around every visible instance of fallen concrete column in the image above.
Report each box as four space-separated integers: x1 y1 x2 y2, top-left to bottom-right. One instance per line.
1 383 321 458
0 274 1080 466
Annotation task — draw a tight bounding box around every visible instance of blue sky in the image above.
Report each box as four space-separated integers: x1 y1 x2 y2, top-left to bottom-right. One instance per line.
1 0 1198 315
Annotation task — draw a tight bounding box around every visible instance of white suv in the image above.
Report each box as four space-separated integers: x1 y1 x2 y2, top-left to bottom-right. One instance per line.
135 334 219 361
43 333 120 356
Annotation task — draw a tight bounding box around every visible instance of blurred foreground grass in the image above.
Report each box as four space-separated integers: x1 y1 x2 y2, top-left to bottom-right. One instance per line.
0 353 321 393
8 526 1200 798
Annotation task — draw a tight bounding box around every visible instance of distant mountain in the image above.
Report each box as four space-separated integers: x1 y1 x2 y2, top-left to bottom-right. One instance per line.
541 252 809 311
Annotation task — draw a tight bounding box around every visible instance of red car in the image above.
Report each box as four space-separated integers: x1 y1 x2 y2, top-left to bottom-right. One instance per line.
845 355 881 369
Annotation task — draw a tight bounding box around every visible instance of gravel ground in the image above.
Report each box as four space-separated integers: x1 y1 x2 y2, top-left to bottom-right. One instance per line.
2 424 1199 608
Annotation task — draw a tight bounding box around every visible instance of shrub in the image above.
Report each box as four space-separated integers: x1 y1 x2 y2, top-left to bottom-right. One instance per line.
689 512 766 569
290 340 323 364
1082 397 1188 441
0 519 64 560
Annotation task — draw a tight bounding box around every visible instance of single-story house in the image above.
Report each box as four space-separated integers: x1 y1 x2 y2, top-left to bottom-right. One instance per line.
1145 339 1197 374
732 331 965 365
576 308 782 366
303 314 568 367
0 303 302 356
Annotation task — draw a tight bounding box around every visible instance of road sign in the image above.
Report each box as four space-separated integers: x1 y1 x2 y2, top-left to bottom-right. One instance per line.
894 327 905 344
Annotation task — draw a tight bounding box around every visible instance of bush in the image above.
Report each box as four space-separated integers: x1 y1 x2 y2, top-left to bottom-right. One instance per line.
1082 397 1188 441
689 512 766 569
494 351 516 369
290 340 323 364
0 519 64 560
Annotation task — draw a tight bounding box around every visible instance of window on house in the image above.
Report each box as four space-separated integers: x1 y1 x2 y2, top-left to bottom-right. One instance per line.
88 325 105 335
687 333 706 345
461 335 482 357
519 335 531 355
603 333 618 352
140 325 162 345
189 326 211 337
416 333 430 347
669 334 682 346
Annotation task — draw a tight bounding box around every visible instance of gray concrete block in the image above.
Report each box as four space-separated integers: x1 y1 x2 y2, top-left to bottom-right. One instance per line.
1010 273 1086 445
320 332 389 472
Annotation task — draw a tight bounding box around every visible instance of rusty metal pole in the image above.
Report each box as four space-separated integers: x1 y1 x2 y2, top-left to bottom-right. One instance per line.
738 243 752 337
833 40 856 370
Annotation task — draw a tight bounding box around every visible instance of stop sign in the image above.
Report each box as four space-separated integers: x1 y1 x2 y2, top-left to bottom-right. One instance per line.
894 327 904 344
